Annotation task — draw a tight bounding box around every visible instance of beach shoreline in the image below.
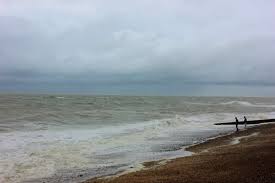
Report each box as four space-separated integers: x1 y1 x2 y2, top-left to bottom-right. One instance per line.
83 123 275 183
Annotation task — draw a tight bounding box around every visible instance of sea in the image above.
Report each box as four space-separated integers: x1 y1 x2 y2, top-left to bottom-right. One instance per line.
0 94 275 183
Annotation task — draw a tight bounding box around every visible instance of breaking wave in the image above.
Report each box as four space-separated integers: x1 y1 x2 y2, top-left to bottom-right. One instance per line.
220 101 275 108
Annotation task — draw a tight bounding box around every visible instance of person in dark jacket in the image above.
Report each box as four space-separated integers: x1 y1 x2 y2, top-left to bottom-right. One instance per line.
235 117 239 132
244 116 247 128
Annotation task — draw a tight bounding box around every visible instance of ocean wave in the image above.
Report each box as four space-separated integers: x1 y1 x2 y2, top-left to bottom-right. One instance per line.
220 101 275 108
1 112 275 183
185 100 275 108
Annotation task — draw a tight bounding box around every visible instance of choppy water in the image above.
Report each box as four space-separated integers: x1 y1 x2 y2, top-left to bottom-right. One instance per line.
1 95 275 183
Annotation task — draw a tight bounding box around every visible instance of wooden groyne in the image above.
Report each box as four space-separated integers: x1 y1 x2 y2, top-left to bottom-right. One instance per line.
214 119 275 125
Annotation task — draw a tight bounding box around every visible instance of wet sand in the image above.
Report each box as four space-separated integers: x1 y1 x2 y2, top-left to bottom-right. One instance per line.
84 123 275 183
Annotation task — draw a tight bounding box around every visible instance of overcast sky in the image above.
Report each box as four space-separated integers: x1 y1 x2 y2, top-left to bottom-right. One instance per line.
0 0 275 96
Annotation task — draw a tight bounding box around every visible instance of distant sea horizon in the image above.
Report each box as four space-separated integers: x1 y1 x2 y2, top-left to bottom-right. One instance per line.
1 91 275 98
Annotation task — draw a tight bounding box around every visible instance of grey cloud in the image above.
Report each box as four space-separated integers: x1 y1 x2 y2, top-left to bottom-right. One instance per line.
0 0 275 95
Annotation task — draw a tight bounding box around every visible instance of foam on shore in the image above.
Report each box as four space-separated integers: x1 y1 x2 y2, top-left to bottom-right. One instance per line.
1 112 275 182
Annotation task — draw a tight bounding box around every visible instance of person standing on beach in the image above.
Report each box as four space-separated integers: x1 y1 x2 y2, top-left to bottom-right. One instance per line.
244 116 247 128
235 117 239 132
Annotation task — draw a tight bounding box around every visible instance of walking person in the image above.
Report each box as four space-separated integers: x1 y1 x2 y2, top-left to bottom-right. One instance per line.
235 117 239 132
244 116 247 128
